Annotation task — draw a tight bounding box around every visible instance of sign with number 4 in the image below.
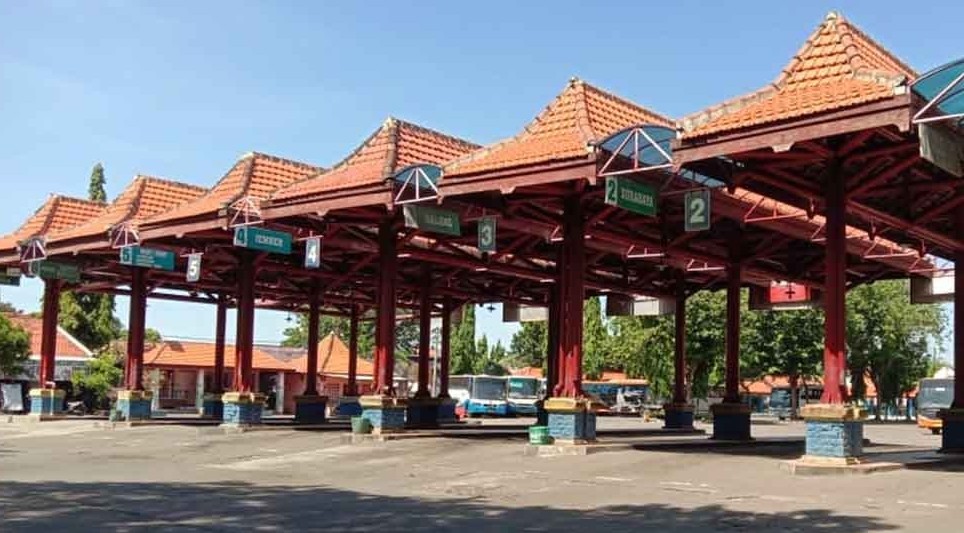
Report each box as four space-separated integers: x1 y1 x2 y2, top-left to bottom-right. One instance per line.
684 189 711 232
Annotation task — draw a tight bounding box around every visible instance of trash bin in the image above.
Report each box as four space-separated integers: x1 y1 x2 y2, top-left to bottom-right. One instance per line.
528 425 551 445
351 416 372 434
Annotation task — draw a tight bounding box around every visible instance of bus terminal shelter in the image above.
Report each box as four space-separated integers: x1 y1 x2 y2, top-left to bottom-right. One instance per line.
1 12 962 467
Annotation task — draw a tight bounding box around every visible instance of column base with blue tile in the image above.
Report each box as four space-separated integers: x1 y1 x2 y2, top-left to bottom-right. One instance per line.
294 394 328 424
406 396 440 428
29 388 65 419
663 403 695 430
335 396 363 417
116 390 153 421
545 397 597 444
360 395 407 434
801 404 866 464
939 408 964 453
201 393 223 420
710 402 751 441
221 392 265 426
437 397 458 423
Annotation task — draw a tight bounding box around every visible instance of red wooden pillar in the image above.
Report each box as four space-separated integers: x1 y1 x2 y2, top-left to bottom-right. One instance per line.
673 275 688 405
234 252 256 393
346 304 360 397
373 218 397 395
559 194 585 398
127 267 147 391
723 237 742 404
304 282 321 396
212 294 227 394
438 296 452 398
953 209 964 409
821 164 848 404
416 267 432 398
546 283 560 397
38 278 62 387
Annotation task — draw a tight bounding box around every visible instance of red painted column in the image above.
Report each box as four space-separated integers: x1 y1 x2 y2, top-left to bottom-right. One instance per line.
304 282 320 396
546 283 560 397
953 209 964 409
724 238 742 404
346 304 360 397
560 194 585 398
821 163 848 404
212 295 227 394
438 297 452 398
38 278 62 387
373 218 397 395
234 252 256 393
673 275 688 405
416 267 432 398
127 267 147 391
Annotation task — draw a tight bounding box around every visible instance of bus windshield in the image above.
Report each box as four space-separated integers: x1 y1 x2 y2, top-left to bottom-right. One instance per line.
473 377 506 401
769 389 791 408
508 378 539 399
918 379 954 408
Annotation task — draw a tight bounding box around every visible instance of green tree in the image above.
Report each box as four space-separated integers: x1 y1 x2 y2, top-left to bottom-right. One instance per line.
685 290 726 399
280 311 414 362
451 304 477 374
58 163 120 352
475 335 489 374
508 321 547 368
582 296 609 379
72 352 123 410
608 314 674 399
847 280 945 419
478 340 508 375
0 313 31 375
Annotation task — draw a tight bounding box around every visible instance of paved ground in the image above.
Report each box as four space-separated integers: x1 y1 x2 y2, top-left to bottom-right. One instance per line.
1 416 963 532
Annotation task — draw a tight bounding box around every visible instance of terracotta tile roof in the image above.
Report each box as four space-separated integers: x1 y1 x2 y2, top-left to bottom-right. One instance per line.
741 375 824 395
142 152 321 226
681 12 916 138
47 176 206 244
0 195 106 254
509 366 544 378
444 78 671 177
273 118 478 201
4 313 93 358
143 333 373 378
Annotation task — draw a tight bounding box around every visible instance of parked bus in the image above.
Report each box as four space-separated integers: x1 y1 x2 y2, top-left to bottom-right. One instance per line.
917 378 953 434
450 375 509 418
507 376 541 416
582 380 648 415
768 385 823 420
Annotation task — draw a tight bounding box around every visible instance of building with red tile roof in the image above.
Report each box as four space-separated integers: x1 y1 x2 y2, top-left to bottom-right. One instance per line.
142 333 374 413
1 313 94 382
680 12 915 139
0 195 106 264
45 175 206 254
138 152 321 239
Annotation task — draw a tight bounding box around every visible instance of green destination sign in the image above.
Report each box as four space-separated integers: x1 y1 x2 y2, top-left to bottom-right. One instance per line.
30 261 81 283
605 176 657 217
119 246 176 271
0 274 20 286
233 226 292 255
403 205 461 236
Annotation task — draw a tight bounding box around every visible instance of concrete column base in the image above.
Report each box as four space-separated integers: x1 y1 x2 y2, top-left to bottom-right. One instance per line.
294 394 328 424
116 390 153 421
201 393 223 420
939 408 964 453
801 404 866 461
545 397 597 444
663 403 695 430
335 396 362 417
360 395 407 434
437 397 458 423
406 396 440 428
221 392 264 426
711 402 751 441
29 388 65 417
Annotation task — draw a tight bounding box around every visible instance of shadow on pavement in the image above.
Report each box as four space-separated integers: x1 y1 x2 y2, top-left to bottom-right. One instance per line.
0 480 898 532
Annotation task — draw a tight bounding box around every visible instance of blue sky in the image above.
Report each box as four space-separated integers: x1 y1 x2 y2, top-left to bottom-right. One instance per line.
0 1 960 350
